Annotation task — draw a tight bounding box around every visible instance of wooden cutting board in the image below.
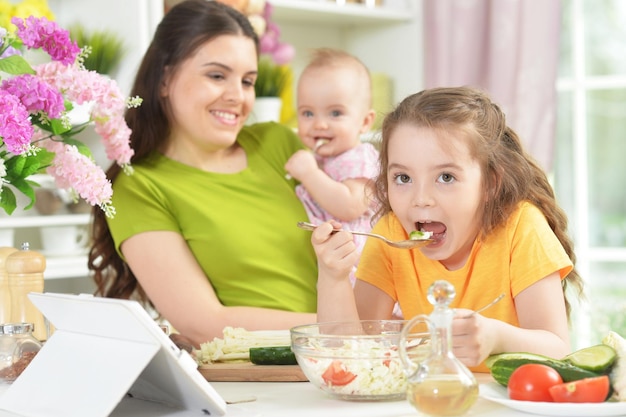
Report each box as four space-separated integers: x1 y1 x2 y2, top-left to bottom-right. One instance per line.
198 363 308 382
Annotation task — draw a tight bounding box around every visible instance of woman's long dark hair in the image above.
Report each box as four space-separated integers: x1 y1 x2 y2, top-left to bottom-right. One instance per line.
88 0 258 304
374 86 583 318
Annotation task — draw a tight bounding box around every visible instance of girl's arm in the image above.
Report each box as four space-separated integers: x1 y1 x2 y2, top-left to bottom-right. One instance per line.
311 221 361 322
451 273 570 367
354 280 397 320
121 231 317 347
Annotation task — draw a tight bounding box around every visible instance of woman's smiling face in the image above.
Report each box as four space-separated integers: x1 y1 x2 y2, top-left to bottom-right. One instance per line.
386 123 485 270
161 34 258 152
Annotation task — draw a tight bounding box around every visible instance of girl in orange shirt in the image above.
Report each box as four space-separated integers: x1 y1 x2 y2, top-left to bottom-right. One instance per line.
311 86 583 370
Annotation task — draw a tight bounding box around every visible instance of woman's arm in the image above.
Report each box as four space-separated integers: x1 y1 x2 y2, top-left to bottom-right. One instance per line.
121 230 316 347
451 273 570 367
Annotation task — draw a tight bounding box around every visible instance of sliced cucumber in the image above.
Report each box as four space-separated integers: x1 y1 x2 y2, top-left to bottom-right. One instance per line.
485 352 552 369
409 230 431 240
563 344 617 373
249 346 297 365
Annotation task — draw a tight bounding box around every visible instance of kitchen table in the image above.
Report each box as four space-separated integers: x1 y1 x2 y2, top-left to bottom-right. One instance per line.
0 373 560 417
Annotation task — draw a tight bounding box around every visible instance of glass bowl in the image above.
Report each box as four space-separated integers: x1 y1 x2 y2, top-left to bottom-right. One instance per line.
290 320 428 401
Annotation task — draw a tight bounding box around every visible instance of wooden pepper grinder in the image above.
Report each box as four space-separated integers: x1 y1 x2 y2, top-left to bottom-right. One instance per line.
7 242 47 341
0 246 18 324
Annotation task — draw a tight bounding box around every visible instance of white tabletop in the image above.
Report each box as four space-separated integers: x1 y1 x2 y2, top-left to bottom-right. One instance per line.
0 374 544 417
213 378 516 417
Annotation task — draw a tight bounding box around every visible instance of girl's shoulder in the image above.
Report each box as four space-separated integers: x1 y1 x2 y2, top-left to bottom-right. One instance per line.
509 201 546 225
487 201 553 246
372 212 405 236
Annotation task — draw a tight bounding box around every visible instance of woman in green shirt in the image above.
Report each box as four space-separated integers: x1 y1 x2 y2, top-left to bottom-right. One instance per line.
88 0 317 347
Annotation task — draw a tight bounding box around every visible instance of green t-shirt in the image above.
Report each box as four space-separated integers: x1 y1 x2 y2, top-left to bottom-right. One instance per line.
107 122 317 312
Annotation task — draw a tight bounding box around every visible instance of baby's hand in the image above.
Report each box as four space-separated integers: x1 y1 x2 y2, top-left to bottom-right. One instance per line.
285 150 318 181
310 221 358 282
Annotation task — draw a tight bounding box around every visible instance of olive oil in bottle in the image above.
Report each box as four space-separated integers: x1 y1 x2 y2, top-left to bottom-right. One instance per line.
401 280 478 416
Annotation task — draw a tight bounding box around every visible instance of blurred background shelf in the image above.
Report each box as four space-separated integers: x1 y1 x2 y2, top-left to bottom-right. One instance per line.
0 214 91 283
45 255 89 280
0 214 90 229
271 0 415 26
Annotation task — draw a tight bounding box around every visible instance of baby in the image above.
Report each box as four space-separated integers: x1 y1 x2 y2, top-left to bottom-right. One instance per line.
285 48 379 283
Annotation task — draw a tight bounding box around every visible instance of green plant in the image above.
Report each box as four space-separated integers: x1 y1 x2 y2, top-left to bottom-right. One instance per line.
69 24 125 75
255 56 289 98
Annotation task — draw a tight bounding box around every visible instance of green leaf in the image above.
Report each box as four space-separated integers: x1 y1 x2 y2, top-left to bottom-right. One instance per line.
0 55 36 75
33 149 55 169
61 124 88 137
5 155 26 178
49 118 72 135
61 137 93 159
0 188 17 215
4 151 55 182
21 158 45 178
10 178 36 210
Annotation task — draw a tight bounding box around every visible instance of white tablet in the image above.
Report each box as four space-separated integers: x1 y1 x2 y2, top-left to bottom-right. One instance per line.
0 293 226 417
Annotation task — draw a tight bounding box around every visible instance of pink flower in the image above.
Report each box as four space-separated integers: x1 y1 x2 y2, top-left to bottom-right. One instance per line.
270 42 295 66
0 16 137 217
40 139 113 209
36 61 135 168
257 2 294 65
0 90 34 154
11 16 80 65
2 74 65 119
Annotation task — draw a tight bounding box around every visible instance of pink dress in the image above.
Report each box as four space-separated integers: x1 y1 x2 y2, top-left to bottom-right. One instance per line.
296 142 380 283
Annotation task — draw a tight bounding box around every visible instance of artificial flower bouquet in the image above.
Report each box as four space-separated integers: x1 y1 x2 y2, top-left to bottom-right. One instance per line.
218 0 294 98
0 16 140 218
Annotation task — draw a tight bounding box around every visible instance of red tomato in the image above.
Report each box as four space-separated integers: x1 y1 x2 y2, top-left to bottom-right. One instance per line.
321 360 357 386
508 364 563 402
548 375 610 403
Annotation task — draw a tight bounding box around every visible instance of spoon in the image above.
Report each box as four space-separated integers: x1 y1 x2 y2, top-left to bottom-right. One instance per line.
297 221 433 249
463 293 505 318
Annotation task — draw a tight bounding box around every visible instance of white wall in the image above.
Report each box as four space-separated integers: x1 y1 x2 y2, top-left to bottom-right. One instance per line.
49 0 163 95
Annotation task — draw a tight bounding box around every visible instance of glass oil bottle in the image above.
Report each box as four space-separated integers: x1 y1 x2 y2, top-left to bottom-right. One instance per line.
400 280 478 416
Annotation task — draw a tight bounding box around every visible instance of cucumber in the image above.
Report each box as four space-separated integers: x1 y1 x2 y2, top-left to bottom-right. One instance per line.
249 346 297 365
409 230 432 240
489 354 600 387
563 344 617 373
485 352 551 369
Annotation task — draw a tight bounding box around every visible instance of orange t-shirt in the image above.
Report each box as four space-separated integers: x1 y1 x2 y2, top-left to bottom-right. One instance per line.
357 201 573 372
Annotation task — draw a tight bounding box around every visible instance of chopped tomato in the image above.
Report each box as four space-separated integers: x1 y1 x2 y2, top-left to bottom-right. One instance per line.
548 375 610 403
321 360 357 386
508 364 563 402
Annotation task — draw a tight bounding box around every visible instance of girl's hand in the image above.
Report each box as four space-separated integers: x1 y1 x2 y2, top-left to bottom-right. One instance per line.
310 220 358 282
450 309 497 367
314 221 361 323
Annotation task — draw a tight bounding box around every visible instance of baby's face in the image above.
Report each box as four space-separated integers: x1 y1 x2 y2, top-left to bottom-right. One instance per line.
296 67 373 157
